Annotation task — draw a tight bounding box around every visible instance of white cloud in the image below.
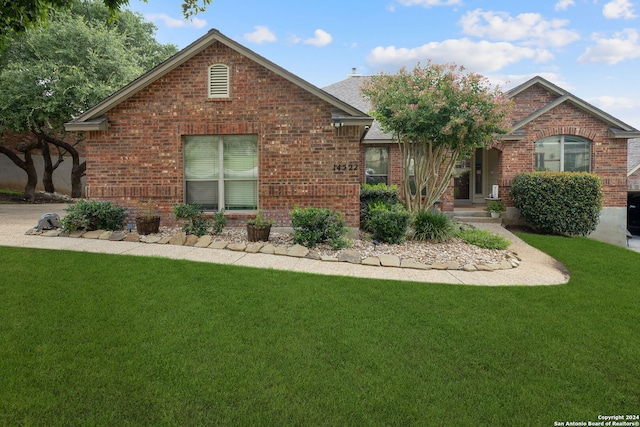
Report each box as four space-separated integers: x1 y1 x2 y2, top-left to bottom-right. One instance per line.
396 0 462 6
460 9 580 47
555 0 575 11
603 0 638 19
244 26 277 44
304 29 333 47
589 95 638 109
145 13 207 29
578 29 640 63
366 38 552 74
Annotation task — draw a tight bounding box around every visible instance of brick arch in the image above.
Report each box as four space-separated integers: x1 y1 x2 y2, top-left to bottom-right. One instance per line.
534 126 598 142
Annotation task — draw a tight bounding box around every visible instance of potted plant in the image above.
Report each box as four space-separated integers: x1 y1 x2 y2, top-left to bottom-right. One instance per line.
486 199 506 219
247 210 276 242
135 199 161 235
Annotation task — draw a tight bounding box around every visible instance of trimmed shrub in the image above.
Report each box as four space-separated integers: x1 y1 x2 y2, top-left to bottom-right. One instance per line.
173 204 211 237
366 201 412 244
413 209 454 242
360 183 400 230
61 200 127 232
290 206 349 249
510 172 602 236
455 227 510 250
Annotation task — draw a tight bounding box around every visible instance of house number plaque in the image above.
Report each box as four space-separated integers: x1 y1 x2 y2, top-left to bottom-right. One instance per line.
333 162 358 172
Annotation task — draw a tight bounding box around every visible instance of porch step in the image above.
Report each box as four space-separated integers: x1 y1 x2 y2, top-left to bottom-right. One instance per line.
453 208 502 224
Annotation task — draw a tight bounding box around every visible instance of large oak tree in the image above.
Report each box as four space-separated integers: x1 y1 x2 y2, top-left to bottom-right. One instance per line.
0 1 177 200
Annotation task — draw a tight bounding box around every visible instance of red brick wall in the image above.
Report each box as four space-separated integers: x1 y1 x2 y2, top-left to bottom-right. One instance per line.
496 86 628 208
82 41 363 226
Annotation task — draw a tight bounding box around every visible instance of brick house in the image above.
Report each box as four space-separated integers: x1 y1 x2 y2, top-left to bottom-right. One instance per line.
65 29 373 227
325 75 640 246
65 29 639 245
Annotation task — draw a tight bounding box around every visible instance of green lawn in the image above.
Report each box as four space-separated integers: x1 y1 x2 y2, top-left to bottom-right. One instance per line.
1 234 639 426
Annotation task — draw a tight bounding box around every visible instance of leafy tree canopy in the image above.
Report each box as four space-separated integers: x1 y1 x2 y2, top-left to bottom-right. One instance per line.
361 62 513 212
1 0 212 44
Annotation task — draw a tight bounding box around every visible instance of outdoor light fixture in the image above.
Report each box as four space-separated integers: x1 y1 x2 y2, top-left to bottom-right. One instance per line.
332 119 343 128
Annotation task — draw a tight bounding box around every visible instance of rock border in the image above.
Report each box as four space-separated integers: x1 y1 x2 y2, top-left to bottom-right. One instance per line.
28 228 521 272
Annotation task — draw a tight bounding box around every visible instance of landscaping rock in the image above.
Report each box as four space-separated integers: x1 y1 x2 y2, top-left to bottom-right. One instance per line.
69 230 84 238
82 230 104 239
98 231 112 240
124 233 140 242
379 254 401 267
401 259 430 270
287 244 309 258
245 243 263 253
338 250 361 264
274 246 289 256
227 242 247 251
195 235 212 248
431 262 448 270
209 241 228 249
445 261 461 270
184 234 199 246
141 235 162 244
463 264 478 271
169 232 186 245
109 231 127 241
362 257 381 266
259 244 276 254
42 229 63 237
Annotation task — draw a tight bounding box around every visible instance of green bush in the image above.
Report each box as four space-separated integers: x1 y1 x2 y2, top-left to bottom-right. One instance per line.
360 183 400 230
173 204 211 237
289 206 349 249
455 227 510 250
510 172 602 236
413 210 454 242
366 201 412 244
211 210 227 234
61 200 127 232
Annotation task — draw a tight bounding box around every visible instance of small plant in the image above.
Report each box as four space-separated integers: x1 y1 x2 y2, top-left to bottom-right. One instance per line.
486 199 506 213
366 201 412 244
413 209 454 242
455 227 511 250
211 210 227 234
136 199 159 219
173 203 210 237
247 210 276 227
289 206 349 249
61 200 127 232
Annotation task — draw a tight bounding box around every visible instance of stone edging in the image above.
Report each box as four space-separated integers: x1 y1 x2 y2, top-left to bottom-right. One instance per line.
28 228 521 272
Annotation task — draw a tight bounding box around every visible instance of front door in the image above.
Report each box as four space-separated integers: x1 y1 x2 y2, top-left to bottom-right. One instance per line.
454 148 500 205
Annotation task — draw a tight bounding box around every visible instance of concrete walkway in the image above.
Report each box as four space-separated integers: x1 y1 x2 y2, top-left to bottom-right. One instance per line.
0 203 573 286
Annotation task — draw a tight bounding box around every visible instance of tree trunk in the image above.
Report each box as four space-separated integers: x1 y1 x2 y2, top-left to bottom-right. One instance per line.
38 132 85 198
0 145 38 202
39 136 56 193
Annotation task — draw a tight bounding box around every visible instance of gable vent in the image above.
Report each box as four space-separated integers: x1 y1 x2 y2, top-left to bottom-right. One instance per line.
208 64 229 98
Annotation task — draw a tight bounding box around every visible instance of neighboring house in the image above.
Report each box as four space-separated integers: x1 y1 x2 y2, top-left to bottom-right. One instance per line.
629 139 640 192
64 29 373 227
325 75 640 246
65 29 639 246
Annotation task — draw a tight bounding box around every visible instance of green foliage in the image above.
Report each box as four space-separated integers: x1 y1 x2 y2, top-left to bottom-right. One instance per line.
360 61 513 212
247 210 276 227
510 172 603 236
366 201 413 244
0 3 177 135
360 183 400 230
211 210 227 234
61 200 127 231
486 199 505 212
173 204 211 237
289 206 349 249
413 209 454 242
455 227 511 250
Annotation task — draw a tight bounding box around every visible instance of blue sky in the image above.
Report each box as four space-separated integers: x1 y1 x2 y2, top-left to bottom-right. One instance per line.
127 0 640 128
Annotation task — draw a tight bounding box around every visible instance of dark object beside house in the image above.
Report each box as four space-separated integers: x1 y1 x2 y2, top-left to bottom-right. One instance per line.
136 216 160 235
37 213 61 230
628 193 640 235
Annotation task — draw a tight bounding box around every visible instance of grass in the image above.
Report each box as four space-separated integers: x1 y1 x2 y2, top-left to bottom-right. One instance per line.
1 235 639 425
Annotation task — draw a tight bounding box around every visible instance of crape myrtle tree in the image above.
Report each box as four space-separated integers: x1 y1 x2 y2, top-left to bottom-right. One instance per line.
361 62 513 212
0 1 177 200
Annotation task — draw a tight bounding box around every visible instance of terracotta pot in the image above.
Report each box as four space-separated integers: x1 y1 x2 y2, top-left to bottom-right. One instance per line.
247 224 271 242
136 216 160 235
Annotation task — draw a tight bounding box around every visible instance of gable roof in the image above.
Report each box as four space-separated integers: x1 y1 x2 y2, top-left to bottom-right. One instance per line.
508 76 640 139
65 29 372 132
323 75 391 142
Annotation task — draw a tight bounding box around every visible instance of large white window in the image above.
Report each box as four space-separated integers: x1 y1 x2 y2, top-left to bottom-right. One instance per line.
184 135 258 211
535 135 591 172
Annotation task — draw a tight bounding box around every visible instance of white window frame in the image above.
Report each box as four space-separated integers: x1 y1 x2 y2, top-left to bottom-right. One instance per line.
208 64 229 98
534 135 591 172
184 135 258 211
